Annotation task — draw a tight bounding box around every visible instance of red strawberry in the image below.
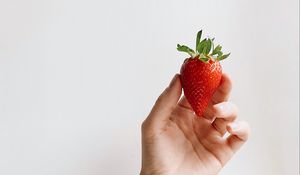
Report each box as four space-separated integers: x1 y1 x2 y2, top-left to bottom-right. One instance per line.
177 30 230 117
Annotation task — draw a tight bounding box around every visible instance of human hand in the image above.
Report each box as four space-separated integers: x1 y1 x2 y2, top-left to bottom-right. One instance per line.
140 74 250 175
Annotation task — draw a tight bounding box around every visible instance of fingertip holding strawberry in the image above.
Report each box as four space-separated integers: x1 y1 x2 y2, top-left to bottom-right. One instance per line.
177 30 230 117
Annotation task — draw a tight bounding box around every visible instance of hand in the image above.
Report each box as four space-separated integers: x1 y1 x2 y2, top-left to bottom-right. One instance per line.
140 74 250 175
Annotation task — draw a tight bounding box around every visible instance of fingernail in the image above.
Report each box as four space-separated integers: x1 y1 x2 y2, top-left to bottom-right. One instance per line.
229 122 239 131
215 103 230 115
169 74 178 87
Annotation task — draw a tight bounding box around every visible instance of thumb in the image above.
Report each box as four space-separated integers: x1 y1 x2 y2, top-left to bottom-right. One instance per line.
146 74 182 125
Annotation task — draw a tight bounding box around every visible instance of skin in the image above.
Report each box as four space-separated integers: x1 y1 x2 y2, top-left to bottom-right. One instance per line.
140 73 250 175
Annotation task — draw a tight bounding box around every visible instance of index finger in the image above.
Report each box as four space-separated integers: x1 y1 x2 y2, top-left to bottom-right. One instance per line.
144 74 182 127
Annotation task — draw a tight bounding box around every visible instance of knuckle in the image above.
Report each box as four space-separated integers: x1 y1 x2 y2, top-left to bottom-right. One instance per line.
141 120 157 141
239 121 251 140
141 119 152 133
226 102 238 118
141 120 148 131
231 103 238 116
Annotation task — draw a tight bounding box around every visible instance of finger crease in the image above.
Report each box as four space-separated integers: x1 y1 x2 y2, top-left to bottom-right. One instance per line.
177 103 194 113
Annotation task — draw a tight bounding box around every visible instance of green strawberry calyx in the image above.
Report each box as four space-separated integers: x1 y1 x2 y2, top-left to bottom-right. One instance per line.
177 30 230 62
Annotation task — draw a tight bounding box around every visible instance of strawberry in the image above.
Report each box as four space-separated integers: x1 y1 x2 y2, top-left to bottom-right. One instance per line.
177 30 230 117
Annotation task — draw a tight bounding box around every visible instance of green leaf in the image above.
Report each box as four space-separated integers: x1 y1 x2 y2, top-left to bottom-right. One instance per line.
202 41 208 54
216 53 230 61
196 30 202 51
199 56 209 62
205 39 212 54
177 44 195 56
212 45 222 55
196 39 207 54
176 30 230 62
217 50 223 56
202 39 212 55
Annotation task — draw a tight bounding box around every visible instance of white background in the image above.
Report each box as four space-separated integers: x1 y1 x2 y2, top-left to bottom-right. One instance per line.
0 0 299 174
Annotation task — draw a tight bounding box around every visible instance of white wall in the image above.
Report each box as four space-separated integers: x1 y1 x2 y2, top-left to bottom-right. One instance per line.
0 0 298 174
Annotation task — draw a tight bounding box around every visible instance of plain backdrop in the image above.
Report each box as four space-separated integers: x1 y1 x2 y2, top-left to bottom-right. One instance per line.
0 0 299 174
